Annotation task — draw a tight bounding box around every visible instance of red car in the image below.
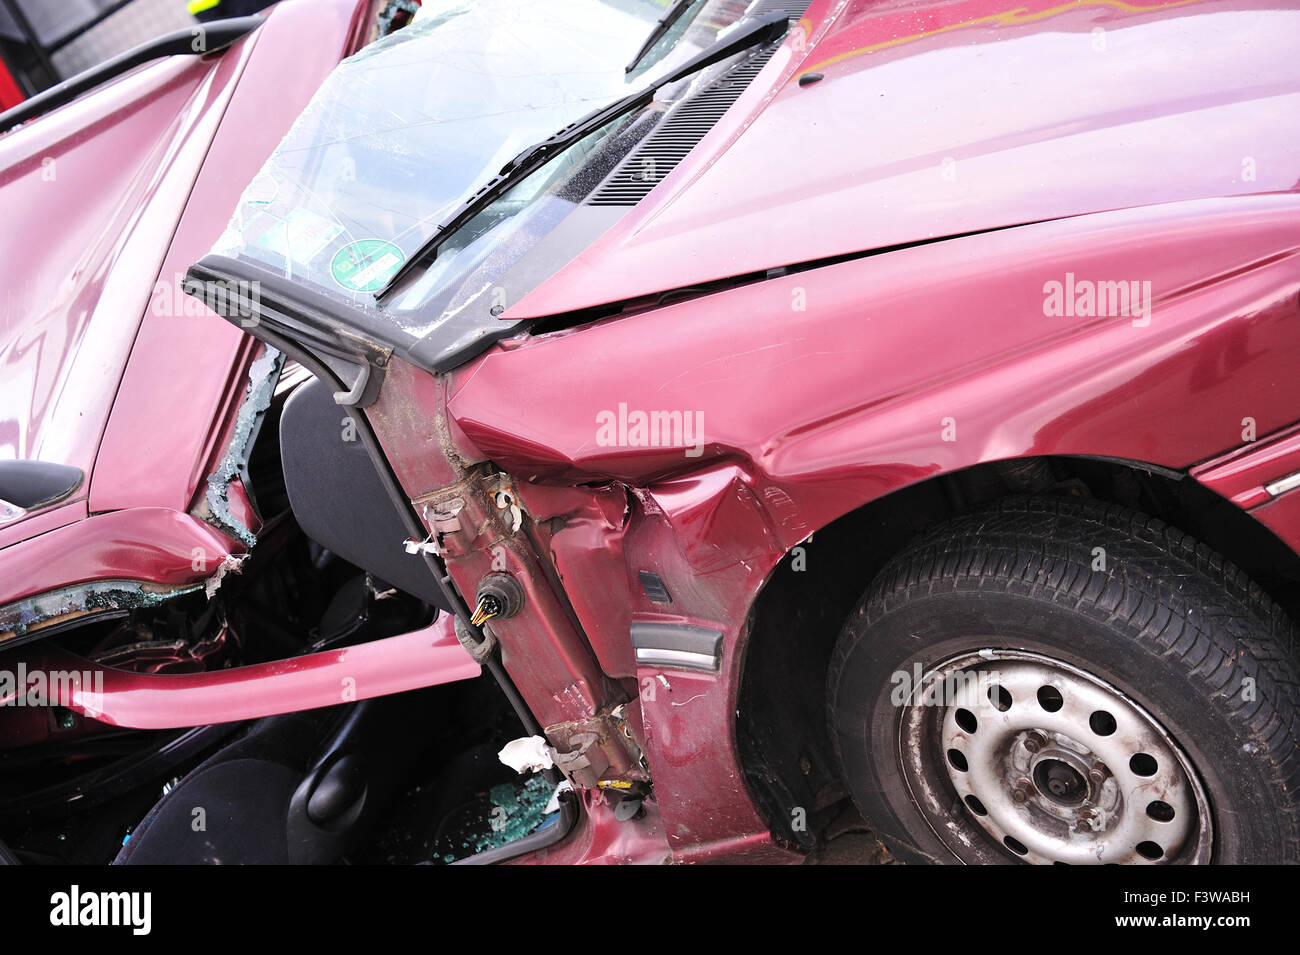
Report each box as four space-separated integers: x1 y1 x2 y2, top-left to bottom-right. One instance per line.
2 0 1299 867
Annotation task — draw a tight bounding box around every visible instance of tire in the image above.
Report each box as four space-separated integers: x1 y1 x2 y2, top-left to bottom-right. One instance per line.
827 496 1300 864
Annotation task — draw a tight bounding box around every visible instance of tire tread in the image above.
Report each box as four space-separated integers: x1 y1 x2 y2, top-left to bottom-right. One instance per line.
828 495 1300 861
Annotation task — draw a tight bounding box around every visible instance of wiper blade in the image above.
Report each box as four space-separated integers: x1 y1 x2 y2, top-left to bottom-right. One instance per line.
374 10 790 302
625 0 697 74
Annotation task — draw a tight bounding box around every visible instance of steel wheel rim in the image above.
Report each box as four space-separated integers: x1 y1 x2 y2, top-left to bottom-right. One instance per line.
895 649 1213 864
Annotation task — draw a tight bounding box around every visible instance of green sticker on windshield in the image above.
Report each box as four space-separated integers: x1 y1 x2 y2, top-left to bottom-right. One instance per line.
331 239 406 293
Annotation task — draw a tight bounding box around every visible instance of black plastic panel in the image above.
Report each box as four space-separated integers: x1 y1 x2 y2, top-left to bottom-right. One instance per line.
0 460 82 509
279 376 450 610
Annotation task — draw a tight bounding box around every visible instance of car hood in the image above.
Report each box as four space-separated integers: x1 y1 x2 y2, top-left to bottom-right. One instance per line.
507 0 1300 319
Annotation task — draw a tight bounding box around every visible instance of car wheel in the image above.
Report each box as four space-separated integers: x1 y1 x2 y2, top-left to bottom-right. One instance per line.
827 496 1300 864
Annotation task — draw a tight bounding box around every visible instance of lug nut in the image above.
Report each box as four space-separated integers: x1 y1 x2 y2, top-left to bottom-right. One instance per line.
1023 731 1046 753
1011 778 1034 804
1088 760 1108 786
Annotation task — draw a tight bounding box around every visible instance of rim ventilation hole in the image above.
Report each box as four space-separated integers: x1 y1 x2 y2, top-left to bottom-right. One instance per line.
955 708 978 733
964 794 987 816
1089 710 1117 736
1130 753 1159 777
1037 685 1064 712
1146 800 1176 822
988 684 1013 711
947 749 969 772
1003 835 1028 856
1135 841 1164 860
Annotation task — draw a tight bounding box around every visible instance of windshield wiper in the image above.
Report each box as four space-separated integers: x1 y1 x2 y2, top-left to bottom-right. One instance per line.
374 10 789 302
625 0 697 74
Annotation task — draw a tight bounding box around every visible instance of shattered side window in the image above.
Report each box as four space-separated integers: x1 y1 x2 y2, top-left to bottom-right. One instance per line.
207 0 667 339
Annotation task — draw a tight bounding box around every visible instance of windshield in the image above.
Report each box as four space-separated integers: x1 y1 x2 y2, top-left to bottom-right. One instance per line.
201 0 761 364
382 109 651 329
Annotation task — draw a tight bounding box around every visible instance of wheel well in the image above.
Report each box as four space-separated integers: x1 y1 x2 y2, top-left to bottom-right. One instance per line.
735 454 1300 850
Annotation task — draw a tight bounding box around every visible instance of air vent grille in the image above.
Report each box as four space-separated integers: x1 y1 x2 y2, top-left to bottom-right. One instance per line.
587 48 777 207
745 0 812 18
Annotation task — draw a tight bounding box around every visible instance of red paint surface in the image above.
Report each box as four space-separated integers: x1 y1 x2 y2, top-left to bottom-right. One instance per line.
92 0 374 514
1193 423 1300 508
509 0 1300 319
433 193 1300 859
511 790 671 865
0 52 243 535
0 58 23 111
0 508 239 606
454 196 1300 506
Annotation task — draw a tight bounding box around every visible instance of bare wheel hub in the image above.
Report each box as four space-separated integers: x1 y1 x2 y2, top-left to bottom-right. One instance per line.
911 652 1212 864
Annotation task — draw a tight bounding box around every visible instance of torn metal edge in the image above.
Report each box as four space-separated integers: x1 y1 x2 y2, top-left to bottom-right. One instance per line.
0 580 202 644
204 553 248 600
202 347 284 548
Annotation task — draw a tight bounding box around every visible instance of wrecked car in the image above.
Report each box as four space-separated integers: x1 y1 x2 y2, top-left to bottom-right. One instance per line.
3 0 1300 865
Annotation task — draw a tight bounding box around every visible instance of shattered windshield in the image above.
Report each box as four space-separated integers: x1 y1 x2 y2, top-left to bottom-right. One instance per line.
206 0 748 344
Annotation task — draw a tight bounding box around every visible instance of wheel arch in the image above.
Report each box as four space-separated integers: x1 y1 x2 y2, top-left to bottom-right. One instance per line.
735 452 1300 850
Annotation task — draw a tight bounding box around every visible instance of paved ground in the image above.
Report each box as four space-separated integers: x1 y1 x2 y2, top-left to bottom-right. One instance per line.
805 804 900 865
